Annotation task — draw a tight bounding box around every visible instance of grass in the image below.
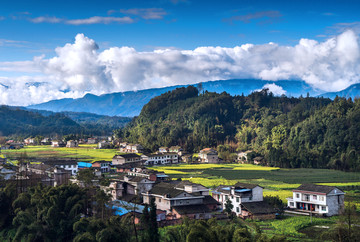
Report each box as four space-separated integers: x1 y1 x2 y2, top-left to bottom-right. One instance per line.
256 216 335 238
2 145 118 162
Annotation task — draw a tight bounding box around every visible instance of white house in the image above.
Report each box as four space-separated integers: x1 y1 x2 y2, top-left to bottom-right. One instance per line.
199 148 219 163
287 184 345 216
44 160 78 176
212 183 263 216
142 152 178 165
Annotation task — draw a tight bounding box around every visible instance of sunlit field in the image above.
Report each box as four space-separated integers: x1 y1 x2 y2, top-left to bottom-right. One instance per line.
150 163 360 207
2 144 118 162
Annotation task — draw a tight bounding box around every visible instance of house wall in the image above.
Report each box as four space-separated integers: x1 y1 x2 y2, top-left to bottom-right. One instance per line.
206 154 219 163
326 194 345 216
58 164 78 175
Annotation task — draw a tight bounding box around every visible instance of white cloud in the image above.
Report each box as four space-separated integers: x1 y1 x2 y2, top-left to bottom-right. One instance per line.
257 83 286 96
29 16 63 23
119 8 167 20
28 16 134 25
66 16 134 25
2 30 360 106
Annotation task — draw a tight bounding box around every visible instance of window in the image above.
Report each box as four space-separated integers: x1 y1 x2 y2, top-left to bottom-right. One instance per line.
320 196 325 201
236 197 239 203
290 202 294 207
296 193 300 198
158 198 161 202
236 207 239 213
225 195 228 200
249 197 252 201
322 206 326 211
313 195 317 200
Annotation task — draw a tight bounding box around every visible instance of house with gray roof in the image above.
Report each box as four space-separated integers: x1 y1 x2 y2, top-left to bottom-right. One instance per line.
212 182 263 216
142 182 205 213
287 184 345 216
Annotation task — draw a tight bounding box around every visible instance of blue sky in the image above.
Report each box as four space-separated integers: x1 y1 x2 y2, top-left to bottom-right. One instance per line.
1 0 359 60
1 0 360 105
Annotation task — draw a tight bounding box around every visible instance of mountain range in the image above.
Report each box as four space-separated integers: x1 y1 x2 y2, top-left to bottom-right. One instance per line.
27 79 360 117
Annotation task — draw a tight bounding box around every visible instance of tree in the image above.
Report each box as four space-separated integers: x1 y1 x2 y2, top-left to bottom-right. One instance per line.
77 168 96 187
141 198 159 242
225 199 234 217
94 189 112 220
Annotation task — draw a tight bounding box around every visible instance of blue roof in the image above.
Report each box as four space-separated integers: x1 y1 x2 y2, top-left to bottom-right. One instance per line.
156 174 169 177
111 200 148 216
222 187 231 190
78 162 92 168
234 189 251 193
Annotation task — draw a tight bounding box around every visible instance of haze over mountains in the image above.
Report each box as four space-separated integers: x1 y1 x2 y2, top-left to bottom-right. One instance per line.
27 79 360 117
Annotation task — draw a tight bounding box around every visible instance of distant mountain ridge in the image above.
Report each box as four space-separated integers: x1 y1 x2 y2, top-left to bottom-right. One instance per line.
28 79 321 117
318 83 360 99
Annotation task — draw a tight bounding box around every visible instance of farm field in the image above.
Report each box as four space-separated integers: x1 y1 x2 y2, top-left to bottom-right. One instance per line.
150 163 360 208
1 145 118 162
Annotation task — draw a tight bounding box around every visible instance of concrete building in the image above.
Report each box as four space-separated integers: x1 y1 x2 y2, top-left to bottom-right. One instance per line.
119 144 144 153
43 160 78 176
66 140 78 148
92 160 111 173
143 182 205 213
142 152 178 165
287 184 345 216
199 148 219 163
212 183 263 216
112 154 141 165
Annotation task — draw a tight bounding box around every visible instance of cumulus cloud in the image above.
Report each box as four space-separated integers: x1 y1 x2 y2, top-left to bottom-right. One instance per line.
2 30 360 106
257 83 286 96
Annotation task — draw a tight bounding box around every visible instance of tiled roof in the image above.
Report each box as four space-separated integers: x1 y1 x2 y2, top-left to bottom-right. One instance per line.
234 182 259 189
241 201 276 214
203 195 220 205
172 205 211 215
294 184 342 194
149 182 185 198
113 154 141 159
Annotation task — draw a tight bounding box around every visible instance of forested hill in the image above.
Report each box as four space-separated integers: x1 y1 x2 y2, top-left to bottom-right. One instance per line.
117 86 360 171
0 105 84 136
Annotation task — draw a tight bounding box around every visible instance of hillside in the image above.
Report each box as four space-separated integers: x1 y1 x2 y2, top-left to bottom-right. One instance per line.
25 109 132 130
28 79 319 117
0 105 84 137
318 83 360 99
118 86 360 171
0 106 132 137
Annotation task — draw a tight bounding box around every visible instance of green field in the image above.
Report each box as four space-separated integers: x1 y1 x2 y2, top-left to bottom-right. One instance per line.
1 145 118 162
149 163 360 207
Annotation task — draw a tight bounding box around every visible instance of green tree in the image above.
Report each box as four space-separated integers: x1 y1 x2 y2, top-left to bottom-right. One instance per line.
225 199 234 217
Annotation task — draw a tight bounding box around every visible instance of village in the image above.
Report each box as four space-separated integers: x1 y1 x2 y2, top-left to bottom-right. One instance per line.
0 136 347 228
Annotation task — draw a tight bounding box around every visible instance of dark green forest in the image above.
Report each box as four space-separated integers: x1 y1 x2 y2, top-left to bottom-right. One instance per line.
0 106 130 137
116 86 360 171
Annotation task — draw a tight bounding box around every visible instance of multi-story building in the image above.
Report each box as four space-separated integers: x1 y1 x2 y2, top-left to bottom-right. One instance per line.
142 152 178 165
199 148 219 163
119 144 144 153
212 183 263 216
112 154 141 165
92 160 111 173
43 160 78 176
66 140 78 148
287 184 345 216
143 182 205 213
